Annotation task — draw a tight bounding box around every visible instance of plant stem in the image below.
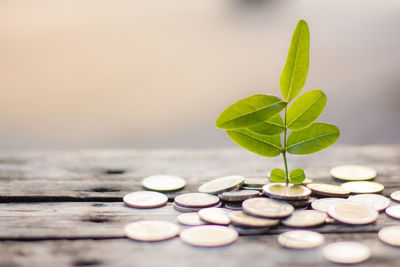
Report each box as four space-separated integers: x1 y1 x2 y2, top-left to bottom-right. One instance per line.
282 106 289 186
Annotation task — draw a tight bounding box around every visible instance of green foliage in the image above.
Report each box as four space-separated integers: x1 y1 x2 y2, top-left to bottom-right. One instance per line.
270 168 286 182
227 129 281 157
289 168 306 184
216 94 286 129
215 20 340 185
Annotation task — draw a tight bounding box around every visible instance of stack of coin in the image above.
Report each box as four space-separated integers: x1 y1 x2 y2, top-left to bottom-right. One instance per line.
173 193 221 212
263 183 313 208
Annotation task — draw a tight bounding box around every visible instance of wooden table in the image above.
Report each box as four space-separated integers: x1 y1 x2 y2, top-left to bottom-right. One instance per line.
1 145 399 266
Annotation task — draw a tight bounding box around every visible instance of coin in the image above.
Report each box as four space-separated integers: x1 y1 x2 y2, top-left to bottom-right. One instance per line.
142 175 186 191
282 210 327 228
242 197 294 218
341 181 384 194
224 201 243 210
174 193 220 208
307 183 350 197
180 225 238 247
328 201 378 225
243 178 269 187
378 226 400 247
177 213 206 226
123 191 168 209
348 194 390 211
233 226 271 236
278 230 325 249
173 201 221 213
228 211 279 228
219 190 259 201
198 175 244 194
263 183 311 200
330 165 377 181
385 205 400 220
286 197 316 208
241 186 263 191
124 220 180 242
311 198 348 213
322 241 371 264
390 191 400 202
198 207 231 225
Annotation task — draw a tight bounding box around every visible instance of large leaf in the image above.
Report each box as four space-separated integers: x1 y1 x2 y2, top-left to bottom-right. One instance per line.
286 90 327 130
247 114 284 135
287 122 340 155
280 20 310 101
270 168 286 182
216 94 286 129
227 129 282 157
289 168 306 184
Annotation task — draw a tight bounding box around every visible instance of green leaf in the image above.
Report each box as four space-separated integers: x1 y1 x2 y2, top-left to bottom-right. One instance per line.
286 90 327 130
289 168 306 184
247 114 284 135
227 129 282 157
270 168 286 182
216 94 286 129
287 122 340 155
280 20 310 101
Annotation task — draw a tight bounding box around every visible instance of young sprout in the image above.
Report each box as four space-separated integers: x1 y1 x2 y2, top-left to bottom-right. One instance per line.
216 20 340 186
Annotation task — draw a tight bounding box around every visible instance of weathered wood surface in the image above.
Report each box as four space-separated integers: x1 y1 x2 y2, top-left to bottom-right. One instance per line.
0 146 399 266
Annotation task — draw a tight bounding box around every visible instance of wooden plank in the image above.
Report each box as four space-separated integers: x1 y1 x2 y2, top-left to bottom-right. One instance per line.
0 146 399 201
0 233 399 267
0 202 399 240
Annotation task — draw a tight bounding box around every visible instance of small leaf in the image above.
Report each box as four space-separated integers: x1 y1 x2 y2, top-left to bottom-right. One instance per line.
247 114 284 135
270 168 286 182
280 20 310 101
286 90 327 130
227 129 282 157
289 168 306 184
216 94 286 129
287 122 340 155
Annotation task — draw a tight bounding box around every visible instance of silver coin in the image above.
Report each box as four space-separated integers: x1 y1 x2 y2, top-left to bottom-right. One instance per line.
198 207 231 225
378 226 400 247
330 165 377 181
242 197 294 218
282 210 327 228
233 226 271 236
173 201 221 213
311 198 348 213
278 230 325 249
390 191 400 202
243 178 269 187
224 201 243 210
228 211 279 228
307 183 350 197
286 197 316 208
328 201 378 225
241 186 263 191
124 220 180 242
385 205 400 220
349 194 390 211
219 190 259 201
322 241 371 264
198 175 244 194
263 183 311 200
341 181 384 194
142 175 186 191
177 213 206 226
174 193 220 208
123 191 168 209
180 225 238 247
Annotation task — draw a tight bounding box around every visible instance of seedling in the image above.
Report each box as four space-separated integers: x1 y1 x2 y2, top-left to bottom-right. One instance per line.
216 20 340 185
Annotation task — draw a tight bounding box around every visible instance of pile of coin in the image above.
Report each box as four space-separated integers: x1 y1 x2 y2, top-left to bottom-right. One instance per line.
120 165 400 264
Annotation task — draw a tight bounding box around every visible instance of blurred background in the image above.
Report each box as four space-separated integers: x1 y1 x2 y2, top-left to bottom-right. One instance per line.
0 0 399 150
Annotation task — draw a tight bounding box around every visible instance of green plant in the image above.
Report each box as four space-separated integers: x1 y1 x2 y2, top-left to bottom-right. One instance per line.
216 20 340 185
